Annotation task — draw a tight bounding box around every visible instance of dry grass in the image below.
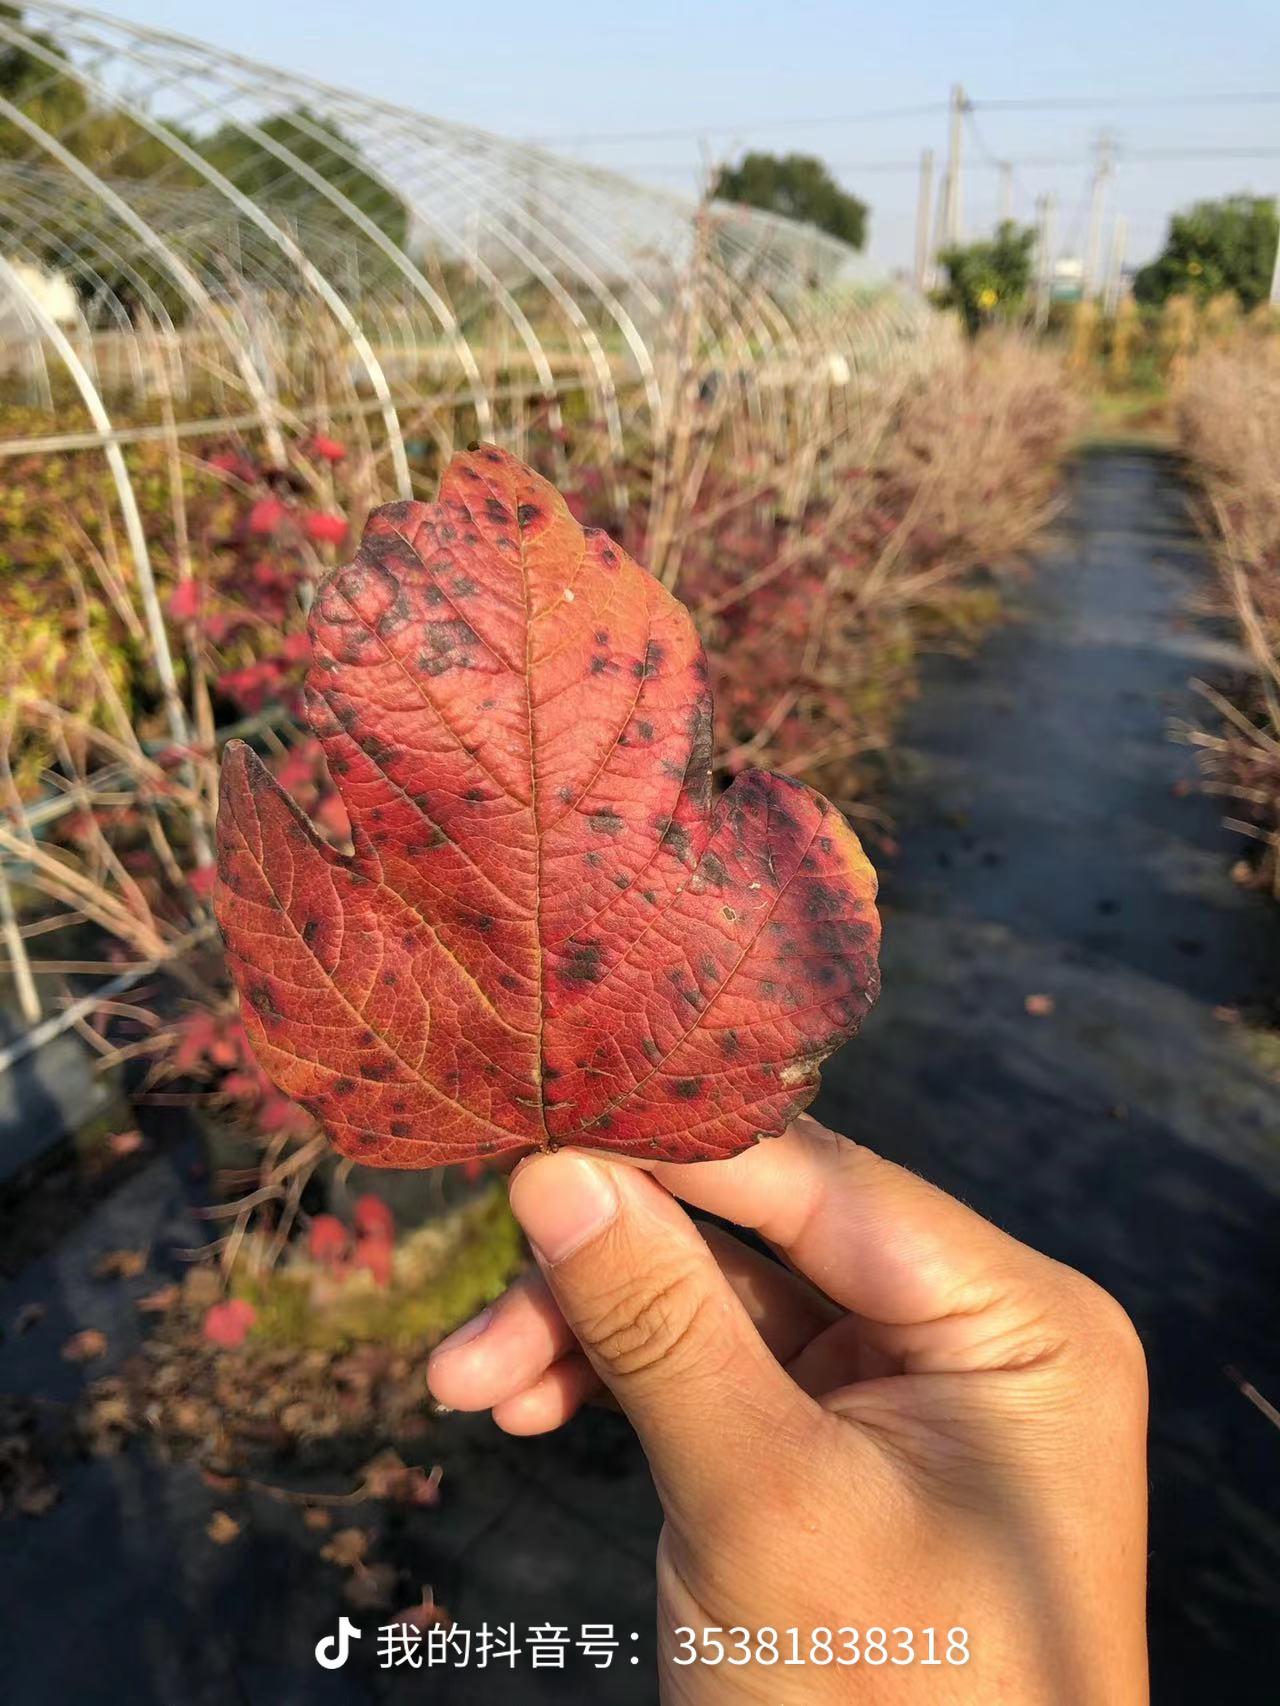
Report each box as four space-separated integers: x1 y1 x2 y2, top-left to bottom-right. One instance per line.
610 326 1082 803
1179 335 1280 896
0 301 1081 1267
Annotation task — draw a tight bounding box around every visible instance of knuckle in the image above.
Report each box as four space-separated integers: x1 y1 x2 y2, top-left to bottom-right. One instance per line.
1060 1271 1147 1386
579 1260 720 1382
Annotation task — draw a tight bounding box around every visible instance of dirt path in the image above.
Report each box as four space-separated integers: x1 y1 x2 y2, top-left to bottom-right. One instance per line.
819 445 1280 1703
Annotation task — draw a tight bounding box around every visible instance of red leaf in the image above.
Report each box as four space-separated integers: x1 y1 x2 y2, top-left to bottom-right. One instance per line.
353 1194 395 1241
172 1013 218 1073
220 1071 263 1101
188 864 217 899
202 610 238 644
310 434 347 463
355 1233 393 1286
203 1298 256 1348
308 1214 350 1264
258 1093 310 1135
215 446 880 1168
304 511 348 545
167 581 202 622
248 497 288 536
208 449 260 482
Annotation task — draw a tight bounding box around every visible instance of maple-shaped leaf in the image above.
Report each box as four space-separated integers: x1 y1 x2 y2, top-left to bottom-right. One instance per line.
215 445 880 1168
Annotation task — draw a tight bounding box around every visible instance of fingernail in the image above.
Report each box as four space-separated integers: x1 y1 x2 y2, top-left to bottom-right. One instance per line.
432 1305 494 1359
510 1153 618 1264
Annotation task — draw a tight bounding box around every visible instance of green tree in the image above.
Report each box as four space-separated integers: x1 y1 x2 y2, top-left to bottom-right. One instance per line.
0 7 197 182
712 151 868 250
201 108 409 252
934 220 1036 335
0 3 89 159
1133 195 1278 311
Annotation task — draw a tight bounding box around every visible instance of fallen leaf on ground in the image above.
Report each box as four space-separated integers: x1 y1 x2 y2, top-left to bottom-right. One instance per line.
321 1527 370 1569
1024 993 1055 1017
206 1510 241 1545
80 1382 131 1453
216 444 881 1170
136 1285 179 1313
106 1130 143 1158
93 1249 147 1281
12 1302 45 1336
61 1329 108 1363
359 1448 443 1506
200 1467 242 1494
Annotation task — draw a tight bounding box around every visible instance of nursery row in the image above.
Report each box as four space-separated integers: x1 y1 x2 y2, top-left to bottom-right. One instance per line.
1178 329 1280 900
0 328 1078 1263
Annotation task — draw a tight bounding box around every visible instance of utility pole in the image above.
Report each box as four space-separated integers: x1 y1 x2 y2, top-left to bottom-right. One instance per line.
1083 131 1115 299
942 84 967 247
1270 195 1280 308
1035 191 1056 329
999 161 1013 226
914 147 935 291
1105 214 1128 315
932 171 948 277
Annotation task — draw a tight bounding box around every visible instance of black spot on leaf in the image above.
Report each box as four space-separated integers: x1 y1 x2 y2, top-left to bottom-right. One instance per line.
563 940 604 983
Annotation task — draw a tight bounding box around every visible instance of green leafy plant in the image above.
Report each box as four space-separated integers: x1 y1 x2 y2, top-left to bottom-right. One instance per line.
1135 196 1280 312
934 221 1036 335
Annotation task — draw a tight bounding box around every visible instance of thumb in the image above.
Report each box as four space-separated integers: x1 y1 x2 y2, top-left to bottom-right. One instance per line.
508 1149 809 1523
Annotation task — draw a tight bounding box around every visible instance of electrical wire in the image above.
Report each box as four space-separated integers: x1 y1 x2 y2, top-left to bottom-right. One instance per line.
605 144 1280 178
530 91 1280 147
526 101 947 147
972 91 1280 112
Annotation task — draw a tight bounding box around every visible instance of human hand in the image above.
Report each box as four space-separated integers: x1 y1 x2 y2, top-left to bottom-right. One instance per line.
427 1115 1149 1703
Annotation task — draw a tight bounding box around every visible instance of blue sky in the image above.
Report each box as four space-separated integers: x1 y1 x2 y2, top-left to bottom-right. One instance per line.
104 0 1280 272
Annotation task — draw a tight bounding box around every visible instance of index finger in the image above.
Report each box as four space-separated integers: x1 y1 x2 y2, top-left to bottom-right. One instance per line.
646 1113 1064 1329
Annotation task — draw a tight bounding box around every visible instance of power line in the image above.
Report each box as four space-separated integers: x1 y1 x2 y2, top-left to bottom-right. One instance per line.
606 144 1280 178
965 107 1029 216
526 101 946 147
1122 144 1280 162
530 90 1280 147
972 91 1280 112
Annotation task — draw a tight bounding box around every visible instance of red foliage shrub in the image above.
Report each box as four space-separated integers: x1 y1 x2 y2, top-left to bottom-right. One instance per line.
203 1299 257 1348
307 1215 350 1266
303 511 348 544
247 496 288 537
